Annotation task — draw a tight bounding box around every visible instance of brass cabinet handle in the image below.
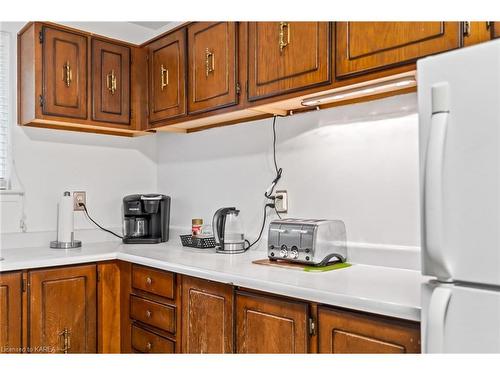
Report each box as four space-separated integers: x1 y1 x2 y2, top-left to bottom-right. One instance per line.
279 22 290 52
160 64 168 90
146 310 152 318
106 69 117 94
146 276 152 285
58 328 71 354
146 342 152 352
62 61 72 87
205 48 215 77
463 21 471 37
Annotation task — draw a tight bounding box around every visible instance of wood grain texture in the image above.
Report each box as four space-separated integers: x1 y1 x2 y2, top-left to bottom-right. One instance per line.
318 307 420 354
129 295 176 334
0 272 22 354
493 22 500 38
336 22 460 78
28 264 97 354
248 22 331 101
41 26 88 119
235 291 309 353
131 264 175 300
462 22 492 47
147 28 187 125
131 324 175 353
187 22 238 114
91 38 131 124
97 261 121 353
181 276 233 353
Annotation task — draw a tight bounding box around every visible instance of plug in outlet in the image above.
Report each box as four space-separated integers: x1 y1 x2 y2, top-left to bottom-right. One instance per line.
275 190 288 213
73 191 86 211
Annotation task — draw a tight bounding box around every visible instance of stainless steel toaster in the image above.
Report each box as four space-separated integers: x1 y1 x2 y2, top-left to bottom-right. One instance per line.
267 218 347 266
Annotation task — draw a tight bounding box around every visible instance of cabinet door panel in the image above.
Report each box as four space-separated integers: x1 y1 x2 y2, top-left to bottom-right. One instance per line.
318 307 420 354
181 276 233 353
493 22 500 38
188 22 237 114
235 291 308 353
462 22 492 47
149 29 186 124
42 26 87 118
92 39 130 124
0 272 22 353
29 265 97 353
248 22 330 100
336 22 460 78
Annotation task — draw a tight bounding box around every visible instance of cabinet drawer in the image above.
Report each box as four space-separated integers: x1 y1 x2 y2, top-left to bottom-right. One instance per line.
131 265 175 299
130 295 176 334
131 324 175 353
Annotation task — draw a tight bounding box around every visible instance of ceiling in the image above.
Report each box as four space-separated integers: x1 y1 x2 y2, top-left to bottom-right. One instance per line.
129 22 174 30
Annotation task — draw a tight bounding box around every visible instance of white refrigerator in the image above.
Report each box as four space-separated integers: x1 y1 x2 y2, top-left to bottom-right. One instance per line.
418 40 500 353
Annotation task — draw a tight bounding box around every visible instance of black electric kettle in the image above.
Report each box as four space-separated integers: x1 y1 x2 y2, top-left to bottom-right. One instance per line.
212 207 247 254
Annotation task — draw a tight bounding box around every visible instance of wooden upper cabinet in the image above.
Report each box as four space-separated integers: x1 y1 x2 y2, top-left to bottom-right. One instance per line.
248 22 331 101
493 22 500 38
148 29 186 124
91 39 131 124
335 22 460 78
29 265 97 353
187 22 238 114
41 26 87 119
181 276 233 354
0 272 22 353
235 291 309 353
318 307 420 354
463 22 493 47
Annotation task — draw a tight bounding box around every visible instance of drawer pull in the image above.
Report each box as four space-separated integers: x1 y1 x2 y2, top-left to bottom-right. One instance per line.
146 310 152 318
146 277 152 285
146 342 152 352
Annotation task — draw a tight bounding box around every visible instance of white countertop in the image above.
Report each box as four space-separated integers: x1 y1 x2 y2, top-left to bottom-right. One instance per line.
0 241 425 322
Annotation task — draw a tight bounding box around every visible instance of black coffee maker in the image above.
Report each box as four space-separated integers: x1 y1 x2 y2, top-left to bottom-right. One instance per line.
122 194 171 244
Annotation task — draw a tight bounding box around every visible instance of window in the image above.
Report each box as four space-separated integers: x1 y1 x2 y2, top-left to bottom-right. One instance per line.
0 30 10 190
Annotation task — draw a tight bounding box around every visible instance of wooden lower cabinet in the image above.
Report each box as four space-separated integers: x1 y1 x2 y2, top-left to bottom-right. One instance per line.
235 291 309 353
131 324 175 353
28 264 97 353
0 272 23 353
318 307 420 353
181 276 233 353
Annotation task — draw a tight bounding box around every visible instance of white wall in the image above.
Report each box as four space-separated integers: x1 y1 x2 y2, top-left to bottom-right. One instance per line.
0 22 158 236
157 93 421 252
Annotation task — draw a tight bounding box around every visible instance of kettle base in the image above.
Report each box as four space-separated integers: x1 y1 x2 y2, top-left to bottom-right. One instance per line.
216 243 247 254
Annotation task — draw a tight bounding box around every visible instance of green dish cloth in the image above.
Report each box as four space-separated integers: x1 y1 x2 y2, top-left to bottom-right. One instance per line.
303 262 352 272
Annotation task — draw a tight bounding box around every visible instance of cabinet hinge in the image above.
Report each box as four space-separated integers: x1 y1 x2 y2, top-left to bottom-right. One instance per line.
236 82 241 95
22 279 26 293
39 95 44 107
97 271 101 283
308 317 316 336
486 21 492 30
39 30 44 43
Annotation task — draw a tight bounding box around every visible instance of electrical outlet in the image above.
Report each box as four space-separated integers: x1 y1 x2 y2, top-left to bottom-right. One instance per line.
73 191 86 211
275 190 288 213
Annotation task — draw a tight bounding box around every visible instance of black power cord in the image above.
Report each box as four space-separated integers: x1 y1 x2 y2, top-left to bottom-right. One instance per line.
246 116 284 250
79 202 123 239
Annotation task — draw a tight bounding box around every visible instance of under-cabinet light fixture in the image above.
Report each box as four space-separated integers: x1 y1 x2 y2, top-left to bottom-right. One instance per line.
301 71 417 107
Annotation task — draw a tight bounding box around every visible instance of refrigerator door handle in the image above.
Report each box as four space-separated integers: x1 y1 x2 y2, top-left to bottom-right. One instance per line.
425 286 452 353
424 82 451 280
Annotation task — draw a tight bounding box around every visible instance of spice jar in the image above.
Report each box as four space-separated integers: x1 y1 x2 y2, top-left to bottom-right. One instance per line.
192 218 203 237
